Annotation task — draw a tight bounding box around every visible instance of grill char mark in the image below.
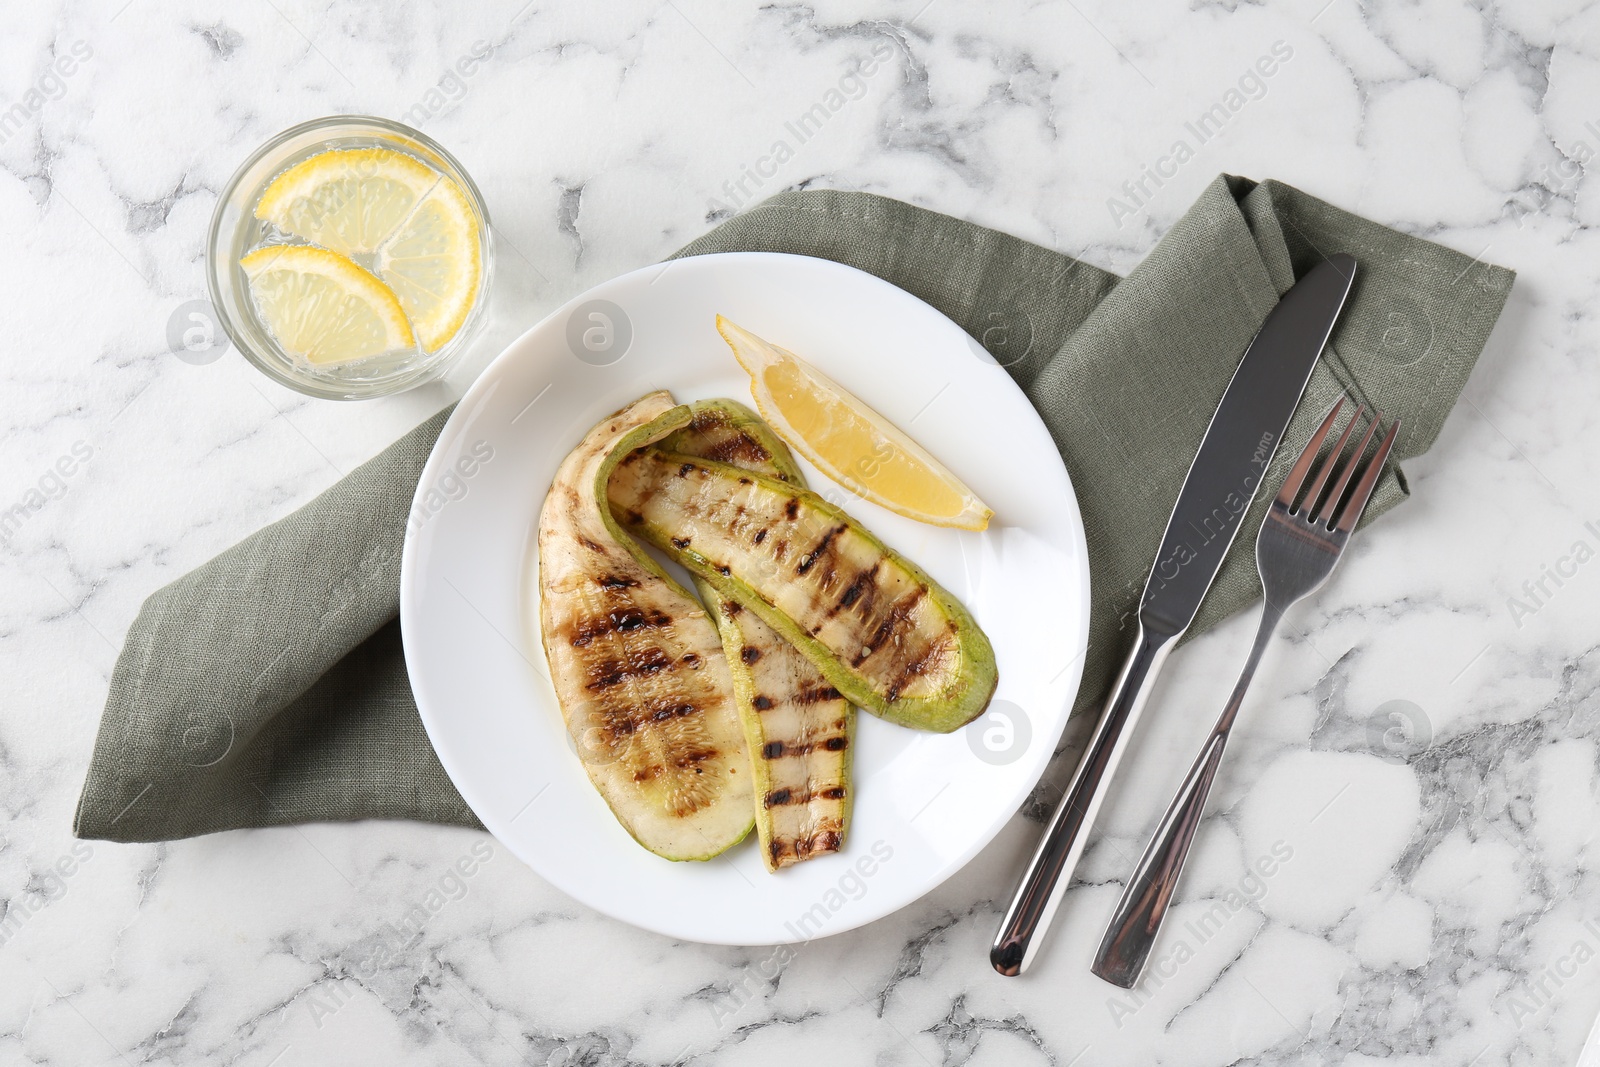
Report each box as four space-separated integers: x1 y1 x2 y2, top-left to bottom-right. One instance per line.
809 829 842 853
884 629 952 702
569 607 673 648
588 691 714 760
675 411 776 472
796 524 847 576
701 432 771 468
757 735 848 758
649 702 697 723
852 585 928 668
584 646 673 691
832 564 879 616
763 785 848 806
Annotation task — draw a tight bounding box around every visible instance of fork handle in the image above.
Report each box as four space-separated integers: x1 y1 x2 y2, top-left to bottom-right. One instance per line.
1090 600 1285 988
991 620 1178 977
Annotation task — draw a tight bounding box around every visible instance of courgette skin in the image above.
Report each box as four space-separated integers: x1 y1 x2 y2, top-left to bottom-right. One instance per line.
537 392 753 861
608 444 998 733
662 400 854 870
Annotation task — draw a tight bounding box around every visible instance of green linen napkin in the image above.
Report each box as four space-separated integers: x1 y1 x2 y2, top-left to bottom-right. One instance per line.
76 175 1514 842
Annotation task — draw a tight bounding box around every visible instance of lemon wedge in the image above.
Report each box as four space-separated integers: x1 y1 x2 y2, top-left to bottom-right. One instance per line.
718 315 993 531
255 148 440 257
241 245 415 365
374 177 482 352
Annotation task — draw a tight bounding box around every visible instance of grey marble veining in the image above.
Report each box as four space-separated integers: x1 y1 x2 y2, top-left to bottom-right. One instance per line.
1 0 1596 1064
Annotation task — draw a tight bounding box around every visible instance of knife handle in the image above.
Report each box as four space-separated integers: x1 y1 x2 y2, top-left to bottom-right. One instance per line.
991 619 1178 976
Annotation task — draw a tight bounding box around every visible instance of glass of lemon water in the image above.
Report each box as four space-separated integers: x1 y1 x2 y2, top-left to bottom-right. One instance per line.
207 116 494 399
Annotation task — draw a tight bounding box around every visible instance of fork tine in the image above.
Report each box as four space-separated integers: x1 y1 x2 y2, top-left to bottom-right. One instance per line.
1276 399 1345 508
1300 403 1365 516
1334 416 1401 532
1312 414 1380 525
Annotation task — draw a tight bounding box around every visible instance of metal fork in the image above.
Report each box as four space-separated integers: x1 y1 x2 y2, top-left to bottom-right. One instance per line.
1090 397 1401 988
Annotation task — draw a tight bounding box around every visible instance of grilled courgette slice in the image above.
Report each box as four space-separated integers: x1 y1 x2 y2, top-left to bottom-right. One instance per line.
609 427 998 733
662 400 854 870
537 391 752 860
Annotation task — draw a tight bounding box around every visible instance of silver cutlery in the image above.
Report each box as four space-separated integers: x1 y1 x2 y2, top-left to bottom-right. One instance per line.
1091 396 1400 988
991 253 1359 977
1578 1001 1600 1067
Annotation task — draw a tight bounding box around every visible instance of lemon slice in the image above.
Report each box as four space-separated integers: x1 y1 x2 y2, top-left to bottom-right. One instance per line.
241 245 415 365
255 148 440 256
374 176 482 352
718 315 993 531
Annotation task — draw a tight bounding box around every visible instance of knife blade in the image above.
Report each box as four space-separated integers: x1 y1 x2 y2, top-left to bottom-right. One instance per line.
990 252 1358 977
1579 1003 1600 1067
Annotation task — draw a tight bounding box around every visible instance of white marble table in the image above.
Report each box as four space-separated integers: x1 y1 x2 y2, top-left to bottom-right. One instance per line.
2 1 1594 1063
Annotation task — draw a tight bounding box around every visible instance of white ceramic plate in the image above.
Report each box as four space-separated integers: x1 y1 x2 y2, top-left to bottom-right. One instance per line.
400 252 1089 945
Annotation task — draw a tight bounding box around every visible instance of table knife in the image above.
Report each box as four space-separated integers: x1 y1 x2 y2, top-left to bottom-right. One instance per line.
1579 1005 1600 1067
990 253 1358 977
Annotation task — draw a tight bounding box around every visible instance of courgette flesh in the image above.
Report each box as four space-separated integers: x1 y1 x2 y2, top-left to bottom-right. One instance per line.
609 437 997 733
537 392 753 860
661 400 854 870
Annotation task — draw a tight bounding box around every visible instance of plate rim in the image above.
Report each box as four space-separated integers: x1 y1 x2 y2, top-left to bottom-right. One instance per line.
399 250 1092 944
